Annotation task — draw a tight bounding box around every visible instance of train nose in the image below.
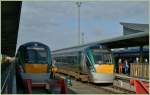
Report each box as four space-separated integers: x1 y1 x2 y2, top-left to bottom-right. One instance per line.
94 64 114 74
91 72 114 83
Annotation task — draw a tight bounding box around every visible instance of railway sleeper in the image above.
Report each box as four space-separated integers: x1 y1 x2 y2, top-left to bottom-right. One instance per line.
100 86 126 94
113 86 135 94
58 69 90 82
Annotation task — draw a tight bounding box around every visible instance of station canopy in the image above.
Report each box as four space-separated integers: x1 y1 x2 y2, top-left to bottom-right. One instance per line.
53 31 149 53
100 32 149 49
1 1 22 57
84 23 149 49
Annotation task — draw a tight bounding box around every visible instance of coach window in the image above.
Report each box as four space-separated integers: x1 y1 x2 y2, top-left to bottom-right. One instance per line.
73 56 76 64
66 56 69 63
73 56 77 64
62 56 65 63
70 56 72 64
73 56 75 64
70 56 73 64
60 57 62 63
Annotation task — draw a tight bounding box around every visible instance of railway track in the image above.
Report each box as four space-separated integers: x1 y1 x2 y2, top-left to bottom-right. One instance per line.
57 73 136 94
112 85 135 94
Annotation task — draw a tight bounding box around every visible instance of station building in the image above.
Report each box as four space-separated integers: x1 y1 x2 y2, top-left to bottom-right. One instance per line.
120 22 149 35
113 22 149 58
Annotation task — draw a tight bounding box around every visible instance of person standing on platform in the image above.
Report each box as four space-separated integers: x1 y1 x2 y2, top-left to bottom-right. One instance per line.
144 58 148 63
123 59 128 74
122 59 126 74
126 60 129 74
118 58 123 74
135 57 139 63
50 59 58 79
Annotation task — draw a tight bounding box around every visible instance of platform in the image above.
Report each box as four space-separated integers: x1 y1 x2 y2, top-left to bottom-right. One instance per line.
115 73 149 82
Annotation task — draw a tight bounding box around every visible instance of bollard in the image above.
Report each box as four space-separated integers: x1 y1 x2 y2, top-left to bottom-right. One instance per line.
23 79 32 94
60 78 67 94
47 78 67 94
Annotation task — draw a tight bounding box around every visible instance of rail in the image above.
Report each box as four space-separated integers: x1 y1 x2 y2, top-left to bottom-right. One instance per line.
1 61 16 94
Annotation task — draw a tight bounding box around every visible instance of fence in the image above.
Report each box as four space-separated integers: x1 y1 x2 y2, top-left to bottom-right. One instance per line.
130 63 149 79
1 61 16 94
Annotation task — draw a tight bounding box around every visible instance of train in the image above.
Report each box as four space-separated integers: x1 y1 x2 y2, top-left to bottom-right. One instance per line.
16 42 52 84
52 44 114 83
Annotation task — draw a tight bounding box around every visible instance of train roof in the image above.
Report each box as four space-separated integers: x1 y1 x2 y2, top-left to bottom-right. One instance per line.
113 48 149 54
52 44 107 54
18 42 50 49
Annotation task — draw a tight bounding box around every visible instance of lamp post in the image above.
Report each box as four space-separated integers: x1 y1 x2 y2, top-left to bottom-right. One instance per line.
76 2 81 45
81 32 84 44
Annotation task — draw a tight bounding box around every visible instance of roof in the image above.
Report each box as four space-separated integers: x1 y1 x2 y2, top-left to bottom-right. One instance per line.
52 31 149 52
18 42 50 51
1 1 22 56
100 32 149 48
120 22 149 32
52 44 107 54
113 48 149 54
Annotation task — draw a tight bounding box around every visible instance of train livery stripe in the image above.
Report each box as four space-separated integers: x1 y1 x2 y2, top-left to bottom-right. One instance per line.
95 64 114 74
85 48 96 72
24 64 48 73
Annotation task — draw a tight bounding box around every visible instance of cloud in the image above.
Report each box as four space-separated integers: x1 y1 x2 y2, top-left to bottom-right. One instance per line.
82 1 148 21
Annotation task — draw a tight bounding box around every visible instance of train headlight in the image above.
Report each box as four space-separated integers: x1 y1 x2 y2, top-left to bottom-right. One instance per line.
52 66 58 73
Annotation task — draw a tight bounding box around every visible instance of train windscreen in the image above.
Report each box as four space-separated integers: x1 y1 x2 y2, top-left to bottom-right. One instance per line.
25 48 48 63
93 51 112 64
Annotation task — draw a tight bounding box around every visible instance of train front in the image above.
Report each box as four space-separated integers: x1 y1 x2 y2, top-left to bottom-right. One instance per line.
16 42 51 84
86 46 114 83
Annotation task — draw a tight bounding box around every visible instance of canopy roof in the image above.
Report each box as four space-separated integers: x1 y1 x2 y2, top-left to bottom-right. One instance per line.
1 1 22 56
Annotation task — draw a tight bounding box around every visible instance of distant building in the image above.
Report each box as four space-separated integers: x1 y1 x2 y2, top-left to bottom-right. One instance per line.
120 22 149 35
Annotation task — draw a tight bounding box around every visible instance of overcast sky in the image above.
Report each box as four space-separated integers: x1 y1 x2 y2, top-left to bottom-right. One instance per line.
17 1 148 50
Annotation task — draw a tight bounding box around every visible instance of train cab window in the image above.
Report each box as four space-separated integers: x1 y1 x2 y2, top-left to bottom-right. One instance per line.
26 49 48 63
27 50 36 63
93 51 112 64
36 50 47 62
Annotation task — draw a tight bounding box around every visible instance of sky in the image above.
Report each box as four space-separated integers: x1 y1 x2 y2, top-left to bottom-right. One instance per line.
17 1 148 50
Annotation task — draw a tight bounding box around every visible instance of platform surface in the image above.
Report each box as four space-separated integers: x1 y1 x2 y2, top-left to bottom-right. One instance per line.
115 73 149 82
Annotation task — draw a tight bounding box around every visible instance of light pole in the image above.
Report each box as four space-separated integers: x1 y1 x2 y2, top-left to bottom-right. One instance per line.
81 32 84 44
76 2 81 45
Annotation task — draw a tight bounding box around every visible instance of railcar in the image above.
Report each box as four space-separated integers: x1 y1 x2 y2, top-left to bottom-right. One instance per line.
52 44 114 83
16 42 52 84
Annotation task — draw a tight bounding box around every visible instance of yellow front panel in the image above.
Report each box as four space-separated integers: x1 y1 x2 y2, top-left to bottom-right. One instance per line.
24 64 48 73
95 64 114 74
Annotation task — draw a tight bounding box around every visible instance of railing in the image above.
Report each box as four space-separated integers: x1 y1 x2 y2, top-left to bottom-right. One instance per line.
130 63 149 79
1 61 16 94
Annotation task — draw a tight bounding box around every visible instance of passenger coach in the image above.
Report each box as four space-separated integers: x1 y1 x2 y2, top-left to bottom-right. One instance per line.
52 44 114 83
